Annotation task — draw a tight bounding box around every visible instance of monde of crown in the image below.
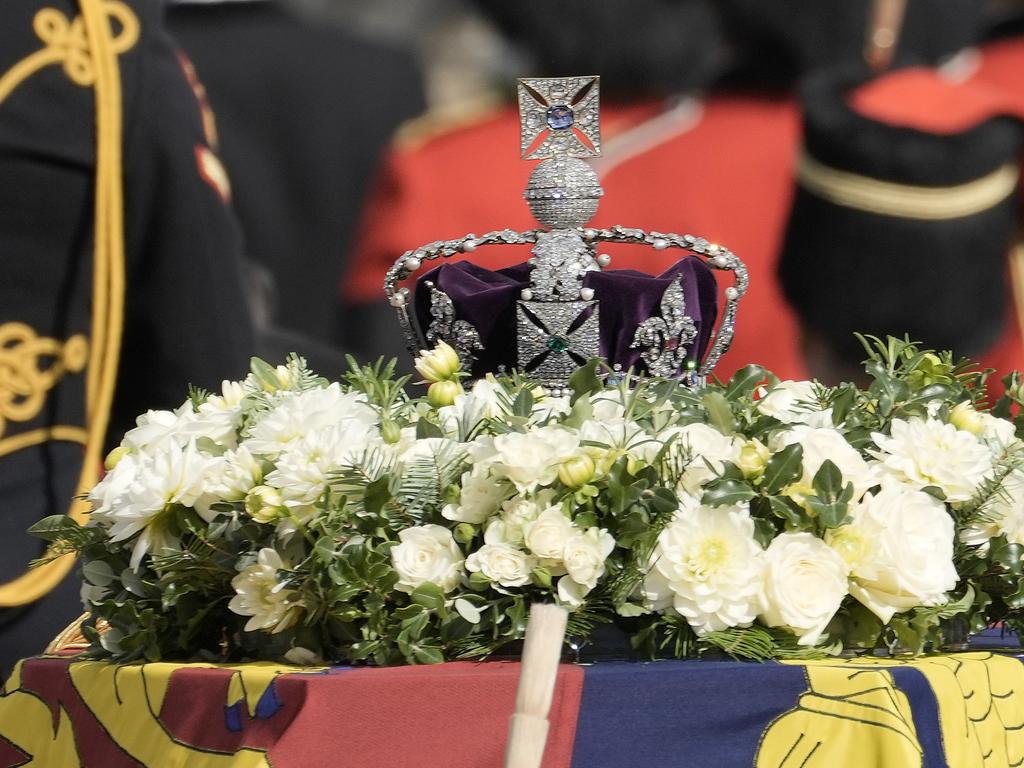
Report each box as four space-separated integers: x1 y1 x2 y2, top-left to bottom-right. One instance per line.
383 75 749 392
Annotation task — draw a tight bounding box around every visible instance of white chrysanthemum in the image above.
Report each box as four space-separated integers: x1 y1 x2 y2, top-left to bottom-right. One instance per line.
644 500 765 634
391 525 465 593
244 384 377 459
871 417 993 502
760 532 848 646
228 548 301 633
773 425 876 500
659 423 741 495
91 441 215 569
589 392 627 422
265 421 380 520
466 543 536 588
442 465 512 524
833 482 958 623
756 380 833 427
487 426 581 493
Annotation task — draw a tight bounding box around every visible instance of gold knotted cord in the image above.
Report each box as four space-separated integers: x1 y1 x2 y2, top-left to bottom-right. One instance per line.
0 0 135 607
798 150 1020 221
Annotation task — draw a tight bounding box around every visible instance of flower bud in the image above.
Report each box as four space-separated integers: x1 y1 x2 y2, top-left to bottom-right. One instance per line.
427 380 462 408
415 341 462 383
454 523 476 544
559 454 596 488
380 418 402 444
950 401 985 436
737 439 770 479
245 485 286 524
104 445 128 471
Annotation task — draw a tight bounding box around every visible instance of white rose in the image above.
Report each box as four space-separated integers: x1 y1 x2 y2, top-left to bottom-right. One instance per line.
760 532 848 646
836 483 958 623
229 548 301 633
522 506 576 563
871 417 993 502
442 467 511 524
645 500 765 634
390 525 465 593
466 543 536 587
757 380 833 427
489 426 580 492
773 425 876 500
484 492 553 546
562 527 615 590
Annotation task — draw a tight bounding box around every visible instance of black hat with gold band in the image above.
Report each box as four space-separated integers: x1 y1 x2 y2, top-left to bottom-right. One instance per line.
778 64 1023 372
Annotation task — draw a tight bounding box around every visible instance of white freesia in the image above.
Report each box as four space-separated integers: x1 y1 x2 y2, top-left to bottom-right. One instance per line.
756 380 833 427
438 379 506 436
871 417 993 502
192 379 248 448
557 527 616 606
390 525 465 593
522 506 576 563
834 483 958 623
442 466 512 524
243 384 377 459
228 548 301 632
760 532 848 646
643 500 764 634
90 440 215 569
487 426 581 492
773 425 876 500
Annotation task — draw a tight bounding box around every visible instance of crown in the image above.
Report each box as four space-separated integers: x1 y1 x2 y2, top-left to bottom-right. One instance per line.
384 76 748 392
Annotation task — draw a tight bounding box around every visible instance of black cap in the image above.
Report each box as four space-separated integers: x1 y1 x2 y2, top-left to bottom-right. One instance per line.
779 65 1023 364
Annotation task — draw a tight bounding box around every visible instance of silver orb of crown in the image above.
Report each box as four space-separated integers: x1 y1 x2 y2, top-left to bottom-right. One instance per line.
523 156 604 230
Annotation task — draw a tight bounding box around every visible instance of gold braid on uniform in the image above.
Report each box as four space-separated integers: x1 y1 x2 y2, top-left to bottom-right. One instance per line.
0 1 137 607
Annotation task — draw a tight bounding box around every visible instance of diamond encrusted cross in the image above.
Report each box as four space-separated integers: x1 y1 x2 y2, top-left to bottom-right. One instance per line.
518 76 601 160
517 299 600 386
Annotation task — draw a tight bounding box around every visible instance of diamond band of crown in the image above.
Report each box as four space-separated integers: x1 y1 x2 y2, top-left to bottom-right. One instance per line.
383 76 748 391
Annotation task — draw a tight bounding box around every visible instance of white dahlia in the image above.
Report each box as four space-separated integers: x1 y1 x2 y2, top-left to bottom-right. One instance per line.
644 501 764 634
871 417 993 502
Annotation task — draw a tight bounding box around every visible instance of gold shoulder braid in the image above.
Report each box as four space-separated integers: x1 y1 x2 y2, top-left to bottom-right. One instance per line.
0 0 136 607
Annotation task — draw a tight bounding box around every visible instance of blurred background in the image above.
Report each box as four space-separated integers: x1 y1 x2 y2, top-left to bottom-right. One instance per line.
164 0 1024 388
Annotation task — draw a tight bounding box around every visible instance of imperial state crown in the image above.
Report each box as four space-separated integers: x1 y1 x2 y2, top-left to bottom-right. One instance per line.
383 76 748 391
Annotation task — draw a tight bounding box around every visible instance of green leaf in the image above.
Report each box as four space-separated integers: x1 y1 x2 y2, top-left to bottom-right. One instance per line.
569 359 603 404
411 645 445 665
701 391 736 435
992 538 1024 576
410 583 446 612
804 497 848 529
762 443 804 495
415 419 444 440
363 477 392 516
811 459 842 500
701 478 756 507
920 485 947 502
27 514 82 541
512 387 535 418
249 357 281 390
766 495 805 528
454 598 482 624
724 364 767 401
83 560 116 587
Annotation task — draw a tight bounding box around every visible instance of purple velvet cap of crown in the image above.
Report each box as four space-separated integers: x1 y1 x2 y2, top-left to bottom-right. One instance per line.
414 256 718 378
